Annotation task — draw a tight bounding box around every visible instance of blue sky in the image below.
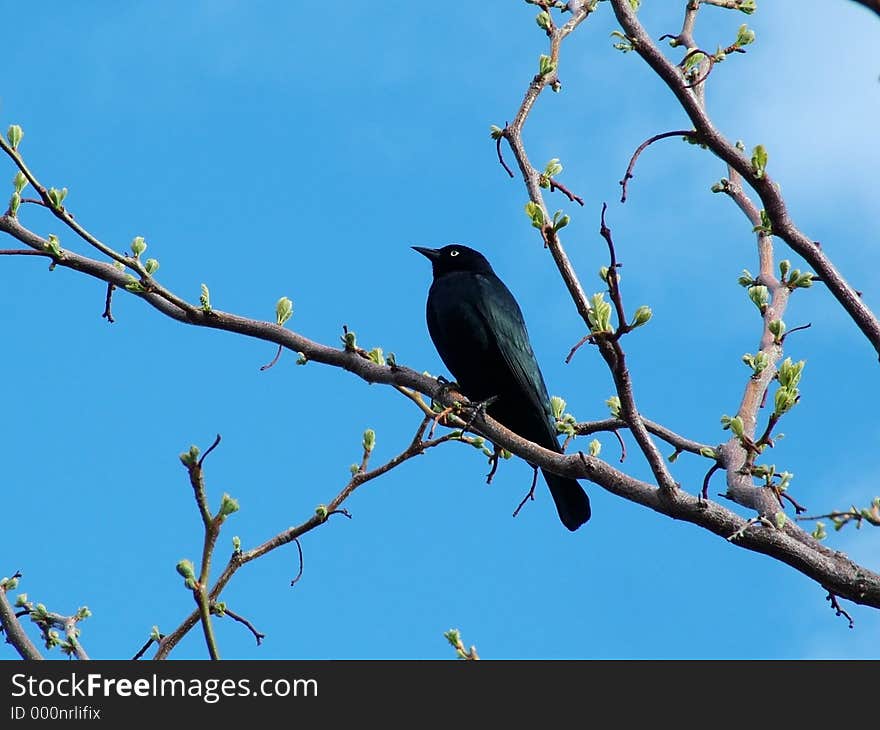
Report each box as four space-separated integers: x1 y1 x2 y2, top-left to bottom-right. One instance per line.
1 1 879 659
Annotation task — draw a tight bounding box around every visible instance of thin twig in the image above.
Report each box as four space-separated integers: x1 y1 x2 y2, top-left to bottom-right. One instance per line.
512 467 540 519
702 462 721 500
221 607 266 646
548 177 584 206
198 434 223 469
780 491 808 515
565 333 594 363
619 130 696 202
154 420 465 658
598 203 629 337
780 323 812 343
101 282 116 323
260 344 284 371
289 537 304 587
826 592 854 629
132 634 162 661
496 124 514 178
612 429 626 463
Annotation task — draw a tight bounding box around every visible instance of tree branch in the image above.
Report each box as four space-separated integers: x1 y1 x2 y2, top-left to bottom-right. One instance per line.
573 416 712 457
153 419 463 658
609 0 880 359
0 580 43 660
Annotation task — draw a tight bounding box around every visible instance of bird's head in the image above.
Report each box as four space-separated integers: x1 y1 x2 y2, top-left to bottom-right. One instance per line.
412 244 495 277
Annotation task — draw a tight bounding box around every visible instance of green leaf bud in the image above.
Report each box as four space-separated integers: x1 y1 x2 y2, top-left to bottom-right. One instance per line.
768 318 785 342
362 428 376 453
524 201 545 229
773 386 799 416
538 54 556 76
123 274 144 293
179 445 200 467
341 329 357 349
752 209 772 234
588 439 601 457
47 187 68 209
45 629 60 649
6 124 23 150
631 305 652 328
443 628 461 648
13 171 27 193
750 144 768 179
144 258 160 275
130 236 147 257
728 416 745 439
544 158 563 178
738 269 755 287
176 559 196 583
588 292 612 333
735 23 756 47
275 296 293 326
794 272 814 289
550 396 566 420
200 283 211 312
606 395 621 419
553 209 570 231
747 284 769 312
610 30 635 53
777 357 805 389
218 493 240 517
489 125 504 140
44 234 63 258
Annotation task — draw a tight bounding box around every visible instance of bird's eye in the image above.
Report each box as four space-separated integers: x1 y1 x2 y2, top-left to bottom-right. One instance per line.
449 249 459 257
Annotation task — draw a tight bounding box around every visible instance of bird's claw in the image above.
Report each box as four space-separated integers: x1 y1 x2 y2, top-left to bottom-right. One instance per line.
462 394 498 434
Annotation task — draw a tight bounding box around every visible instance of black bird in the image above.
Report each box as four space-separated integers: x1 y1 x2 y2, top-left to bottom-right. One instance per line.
413 244 591 531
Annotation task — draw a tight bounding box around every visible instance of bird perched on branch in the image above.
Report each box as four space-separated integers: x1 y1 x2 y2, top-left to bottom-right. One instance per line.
413 244 590 531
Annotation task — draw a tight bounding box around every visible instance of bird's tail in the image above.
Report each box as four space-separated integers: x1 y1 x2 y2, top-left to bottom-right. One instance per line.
541 469 591 532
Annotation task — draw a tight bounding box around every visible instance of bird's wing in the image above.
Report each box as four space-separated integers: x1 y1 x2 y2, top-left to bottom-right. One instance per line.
473 274 554 426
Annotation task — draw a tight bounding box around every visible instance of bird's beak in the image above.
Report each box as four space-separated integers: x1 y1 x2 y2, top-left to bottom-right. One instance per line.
412 246 441 262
